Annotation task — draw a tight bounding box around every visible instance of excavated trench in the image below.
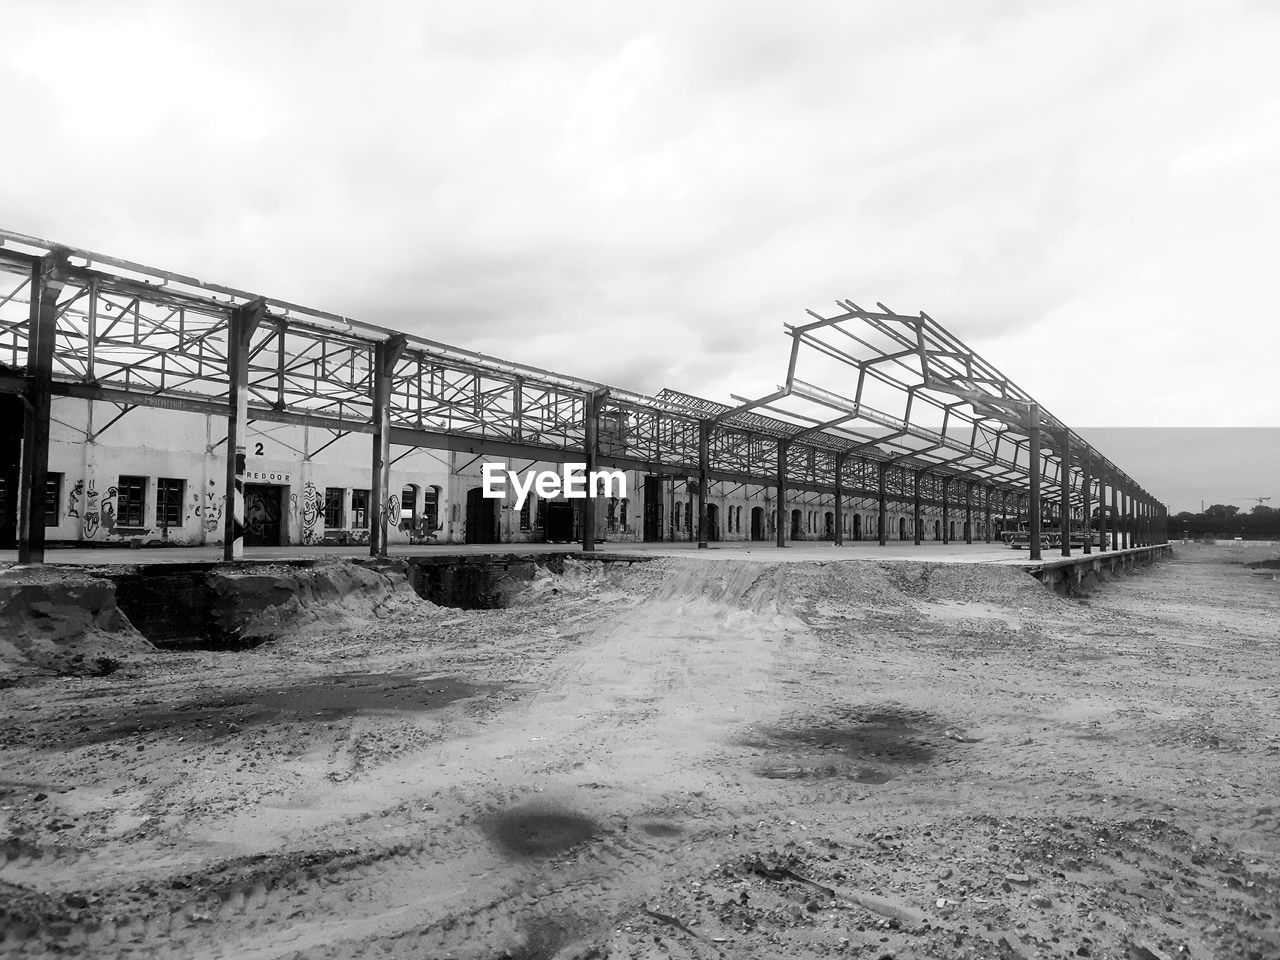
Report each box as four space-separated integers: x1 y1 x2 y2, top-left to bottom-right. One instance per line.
104 554 655 648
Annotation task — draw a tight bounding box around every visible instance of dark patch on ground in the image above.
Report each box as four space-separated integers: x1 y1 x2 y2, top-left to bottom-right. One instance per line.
638 821 682 837
484 805 601 859
757 706 939 764
756 763 896 783
42 674 488 747
497 916 594 960
746 705 947 781
1244 558 1280 570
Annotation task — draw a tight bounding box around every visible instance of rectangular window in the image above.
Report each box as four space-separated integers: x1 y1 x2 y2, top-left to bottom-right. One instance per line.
156 477 184 527
324 487 345 527
117 475 146 527
45 473 62 527
519 496 531 531
351 489 370 529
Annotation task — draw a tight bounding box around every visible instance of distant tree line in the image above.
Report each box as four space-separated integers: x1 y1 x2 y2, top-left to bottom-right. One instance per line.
1169 503 1280 539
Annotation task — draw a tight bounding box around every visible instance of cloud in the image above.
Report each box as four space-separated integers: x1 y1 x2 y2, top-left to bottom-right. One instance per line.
3 0 1278 457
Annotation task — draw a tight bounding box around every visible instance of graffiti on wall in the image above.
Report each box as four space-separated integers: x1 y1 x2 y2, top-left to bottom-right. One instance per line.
100 485 119 535
82 480 101 539
192 481 225 534
380 494 400 533
292 481 324 544
67 479 83 521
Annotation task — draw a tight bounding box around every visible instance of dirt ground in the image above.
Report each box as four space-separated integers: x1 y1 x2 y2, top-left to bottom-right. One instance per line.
2 543 1278 959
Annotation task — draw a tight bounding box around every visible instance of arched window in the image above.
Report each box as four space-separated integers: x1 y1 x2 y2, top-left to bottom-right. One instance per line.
425 485 441 531
674 501 682 532
620 498 628 530
400 484 419 527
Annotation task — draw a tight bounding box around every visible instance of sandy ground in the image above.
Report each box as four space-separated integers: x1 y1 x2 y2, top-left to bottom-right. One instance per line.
1 543 1278 959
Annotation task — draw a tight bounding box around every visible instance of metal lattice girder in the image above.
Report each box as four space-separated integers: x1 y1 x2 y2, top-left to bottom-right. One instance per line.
0 228 1162 526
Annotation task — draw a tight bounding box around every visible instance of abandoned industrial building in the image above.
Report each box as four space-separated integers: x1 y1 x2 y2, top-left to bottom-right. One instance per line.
0 229 1168 561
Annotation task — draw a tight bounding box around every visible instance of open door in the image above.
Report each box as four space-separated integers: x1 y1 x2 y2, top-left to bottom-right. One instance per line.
465 486 499 544
643 477 663 541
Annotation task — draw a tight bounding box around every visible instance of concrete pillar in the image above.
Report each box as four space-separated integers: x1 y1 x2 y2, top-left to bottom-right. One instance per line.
224 298 266 561
17 252 68 564
368 333 407 558
984 485 992 543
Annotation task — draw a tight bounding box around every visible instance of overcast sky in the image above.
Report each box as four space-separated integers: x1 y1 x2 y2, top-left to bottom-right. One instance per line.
4 1 1277 509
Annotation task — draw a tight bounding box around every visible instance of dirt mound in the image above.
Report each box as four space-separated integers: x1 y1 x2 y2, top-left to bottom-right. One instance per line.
207 558 431 646
0 566 151 678
550 557 1054 620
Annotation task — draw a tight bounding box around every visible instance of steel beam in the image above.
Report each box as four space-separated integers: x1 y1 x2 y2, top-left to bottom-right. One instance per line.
964 481 973 544
697 419 710 549
223 298 266 561
1059 428 1072 557
369 334 407 558
1081 453 1091 554
942 478 950 543
913 470 922 545
877 461 888 546
582 388 606 552
833 453 845 546
17 252 67 563
1028 404 1042 561
775 439 788 548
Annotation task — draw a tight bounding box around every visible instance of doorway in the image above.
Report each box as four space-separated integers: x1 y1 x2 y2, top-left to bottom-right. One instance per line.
465 486 498 544
0 390 20 549
643 477 664 541
823 512 834 540
750 506 765 541
545 500 575 542
244 484 285 546
790 509 802 540
898 516 907 541
706 503 720 541
853 514 862 541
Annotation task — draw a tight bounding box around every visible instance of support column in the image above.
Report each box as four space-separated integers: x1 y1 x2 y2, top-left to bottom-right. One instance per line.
877 461 888 546
1110 484 1119 552
17 252 67 564
775 439 788 548
582 389 607 552
1122 491 1130 549
1059 429 1072 557
224 298 267 561
964 481 973 544
833 453 845 546
941 478 950 543
984 485 992 543
368 333 407 558
697 419 710 549
1080 450 1091 555
912 470 922 545
1095 469 1105 552
1028 403 1042 561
